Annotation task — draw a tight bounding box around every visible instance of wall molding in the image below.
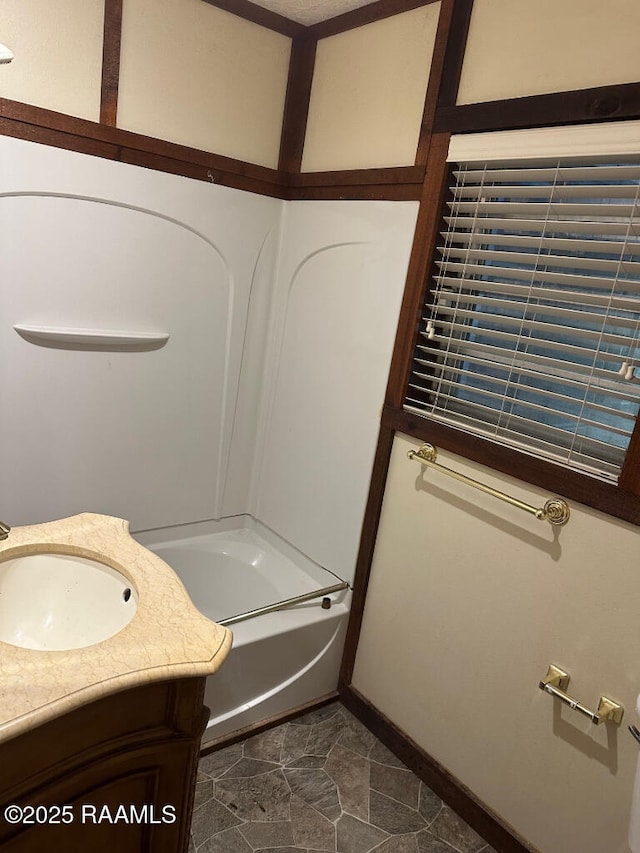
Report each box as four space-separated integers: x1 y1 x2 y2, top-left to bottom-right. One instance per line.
278 36 317 173
0 98 425 201
100 0 123 126
339 685 538 853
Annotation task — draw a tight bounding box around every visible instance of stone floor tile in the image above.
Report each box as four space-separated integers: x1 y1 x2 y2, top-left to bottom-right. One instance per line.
305 714 347 756
417 786 441 826
244 728 286 763
216 770 292 822
191 798 242 848
429 807 485 853
372 834 419 853
290 793 336 851
220 758 281 779
285 768 341 822
369 763 420 809
195 705 490 853
368 743 407 770
416 830 459 853
255 848 306 853
188 832 196 853
282 723 313 764
238 820 295 849
325 744 370 821
337 710 377 758
195 777 215 811
368 791 426 835
336 813 389 853
198 826 254 853
200 743 243 780
286 755 327 769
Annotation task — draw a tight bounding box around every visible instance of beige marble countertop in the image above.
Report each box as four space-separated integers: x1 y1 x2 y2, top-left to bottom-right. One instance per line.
0 513 232 744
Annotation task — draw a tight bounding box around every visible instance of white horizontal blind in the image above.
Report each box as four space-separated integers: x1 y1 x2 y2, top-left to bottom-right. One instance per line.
405 155 640 482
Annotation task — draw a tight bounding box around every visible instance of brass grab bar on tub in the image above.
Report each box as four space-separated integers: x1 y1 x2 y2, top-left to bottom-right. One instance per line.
407 443 570 526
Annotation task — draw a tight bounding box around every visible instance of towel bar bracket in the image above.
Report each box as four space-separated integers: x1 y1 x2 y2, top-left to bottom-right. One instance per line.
538 664 624 725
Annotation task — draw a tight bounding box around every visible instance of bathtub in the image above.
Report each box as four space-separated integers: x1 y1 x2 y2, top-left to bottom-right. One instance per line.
134 517 351 744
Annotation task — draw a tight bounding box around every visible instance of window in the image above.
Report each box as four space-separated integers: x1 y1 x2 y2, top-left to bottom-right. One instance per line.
404 123 640 486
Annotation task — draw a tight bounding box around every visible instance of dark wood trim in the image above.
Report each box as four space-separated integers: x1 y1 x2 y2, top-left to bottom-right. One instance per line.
285 165 425 200
278 36 317 174
201 0 440 40
435 80 640 134
385 132 451 407
118 147 284 197
0 99 425 201
339 424 396 685
100 0 123 126
619 416 640 494
383 405 640 526
199 692 338 755
309 0 441 40
340 685 538 853
414 0 455 165
436 0 474 109
287 183 423 201
200 0 306 37
289 165 425 187
0 98 284 197
0 116 121 161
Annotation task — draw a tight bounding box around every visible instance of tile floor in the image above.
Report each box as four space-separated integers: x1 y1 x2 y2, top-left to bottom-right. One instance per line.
189 702 496 853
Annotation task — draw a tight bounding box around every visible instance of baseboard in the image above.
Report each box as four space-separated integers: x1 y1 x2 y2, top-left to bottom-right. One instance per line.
339 684 538 853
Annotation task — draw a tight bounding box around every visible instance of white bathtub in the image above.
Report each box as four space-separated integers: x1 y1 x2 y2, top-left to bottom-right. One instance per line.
134 517 351 743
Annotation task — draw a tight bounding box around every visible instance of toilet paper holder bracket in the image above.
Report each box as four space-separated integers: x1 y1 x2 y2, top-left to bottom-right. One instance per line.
539 664 624 725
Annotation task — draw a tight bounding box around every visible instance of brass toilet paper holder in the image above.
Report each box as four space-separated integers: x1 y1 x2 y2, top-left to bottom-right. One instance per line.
539 665 624 725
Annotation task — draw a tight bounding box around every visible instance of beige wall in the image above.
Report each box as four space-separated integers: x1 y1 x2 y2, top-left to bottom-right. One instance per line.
458 0 640 104
301 4 440 172
0 0 104 121
118 0 290 168
353 434 640 853
0 0 290 169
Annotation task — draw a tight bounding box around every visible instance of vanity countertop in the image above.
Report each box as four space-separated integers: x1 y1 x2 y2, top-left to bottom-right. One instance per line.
0 513 232 744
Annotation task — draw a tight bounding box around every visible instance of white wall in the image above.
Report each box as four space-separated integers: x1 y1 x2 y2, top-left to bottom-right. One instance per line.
0 137 419 589
254 201 419 583
0 136 281 531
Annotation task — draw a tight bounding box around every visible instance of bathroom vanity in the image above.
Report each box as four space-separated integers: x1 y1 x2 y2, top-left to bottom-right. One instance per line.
0 513 232 853
0 677 207 852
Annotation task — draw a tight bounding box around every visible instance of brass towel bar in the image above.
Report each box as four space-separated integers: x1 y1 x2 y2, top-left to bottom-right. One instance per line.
407 443 570 526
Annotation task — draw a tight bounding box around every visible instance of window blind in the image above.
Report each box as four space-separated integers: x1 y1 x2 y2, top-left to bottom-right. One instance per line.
404 155 640 482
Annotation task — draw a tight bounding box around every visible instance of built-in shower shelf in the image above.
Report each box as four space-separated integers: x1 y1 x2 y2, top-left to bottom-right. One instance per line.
14 324 170 349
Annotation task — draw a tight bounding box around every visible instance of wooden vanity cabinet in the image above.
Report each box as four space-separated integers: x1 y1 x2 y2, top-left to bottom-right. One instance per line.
0 677 207 852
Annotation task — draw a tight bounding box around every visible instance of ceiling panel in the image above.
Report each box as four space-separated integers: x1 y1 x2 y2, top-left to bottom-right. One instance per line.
247 0 382 25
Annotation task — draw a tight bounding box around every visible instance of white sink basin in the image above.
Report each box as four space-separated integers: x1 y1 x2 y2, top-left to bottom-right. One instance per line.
0 553 138 651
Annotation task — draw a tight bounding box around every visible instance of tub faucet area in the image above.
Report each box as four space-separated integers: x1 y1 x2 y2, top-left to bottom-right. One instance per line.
0 521 9 540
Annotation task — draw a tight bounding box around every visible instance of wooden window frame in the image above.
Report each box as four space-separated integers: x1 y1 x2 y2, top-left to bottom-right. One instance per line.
381 1 640 527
